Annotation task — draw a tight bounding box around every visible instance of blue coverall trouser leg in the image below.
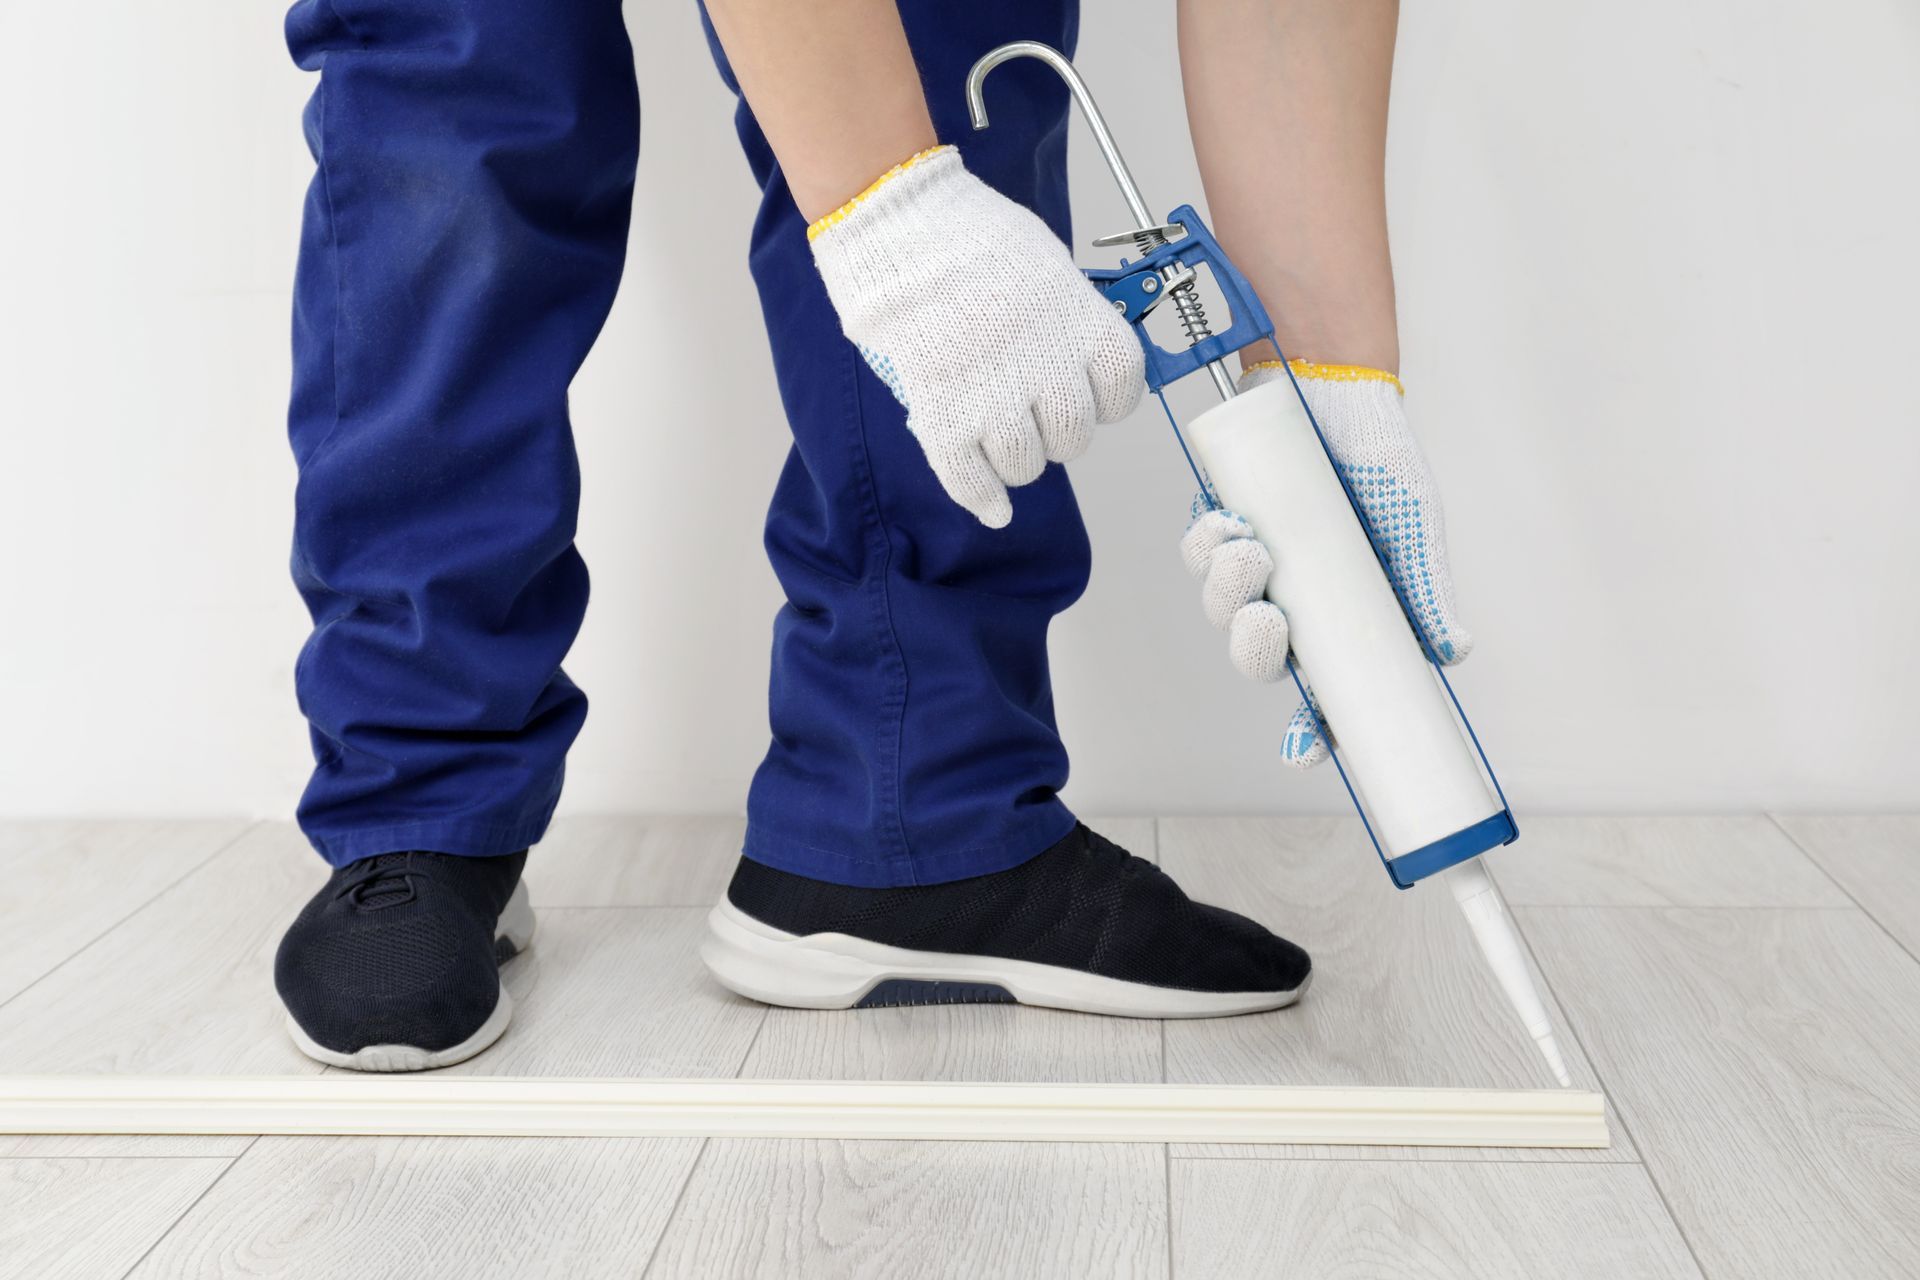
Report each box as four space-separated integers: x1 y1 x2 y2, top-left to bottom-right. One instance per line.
285 0 1088 888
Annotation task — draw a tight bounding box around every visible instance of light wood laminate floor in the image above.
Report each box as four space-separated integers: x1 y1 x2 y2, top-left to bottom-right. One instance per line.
2 814 1914 1279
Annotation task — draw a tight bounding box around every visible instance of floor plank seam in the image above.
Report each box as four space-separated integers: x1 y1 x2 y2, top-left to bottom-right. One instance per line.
635 1137 710 1280
1512 901 1858 913
1509 906 1711 1278
530 902 726 911
1765 813 1920 971
731 1005 771 1079
0 1154 236 1161
0 820 264 1017
112 1134 258 1280
1168 1152 1630 1168
1158 859 1176 1280
1162 1137 1177 1280
630 994 768 1276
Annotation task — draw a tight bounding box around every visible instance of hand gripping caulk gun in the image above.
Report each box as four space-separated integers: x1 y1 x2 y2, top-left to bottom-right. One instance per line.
967 43 1571 1088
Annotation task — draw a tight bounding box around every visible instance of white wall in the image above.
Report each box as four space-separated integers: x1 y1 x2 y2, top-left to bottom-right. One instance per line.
2 1 1914 822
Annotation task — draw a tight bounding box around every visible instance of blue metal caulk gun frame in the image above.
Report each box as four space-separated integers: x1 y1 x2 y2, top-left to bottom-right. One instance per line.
967 43 1570 1087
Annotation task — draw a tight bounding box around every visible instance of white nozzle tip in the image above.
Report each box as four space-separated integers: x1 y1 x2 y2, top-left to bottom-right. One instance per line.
1537 1032 1572 1088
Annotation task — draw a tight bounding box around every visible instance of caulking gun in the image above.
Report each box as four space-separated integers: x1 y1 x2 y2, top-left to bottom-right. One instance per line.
967 42 1570 1087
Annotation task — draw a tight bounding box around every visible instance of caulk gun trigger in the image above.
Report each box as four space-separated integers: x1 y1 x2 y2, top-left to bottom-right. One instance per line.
1096 262 1195 323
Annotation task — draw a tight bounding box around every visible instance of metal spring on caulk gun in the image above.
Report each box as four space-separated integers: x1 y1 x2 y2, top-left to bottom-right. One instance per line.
968 41 1574 1089
1168 270 1215 346
1127 229 1215 347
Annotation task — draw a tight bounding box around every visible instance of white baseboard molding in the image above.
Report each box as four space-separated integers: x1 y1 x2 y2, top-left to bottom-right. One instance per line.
0 1076 1608 1148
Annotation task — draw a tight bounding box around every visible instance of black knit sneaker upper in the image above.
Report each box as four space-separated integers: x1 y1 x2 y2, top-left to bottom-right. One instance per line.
275 850 527 1055
725 825 1310 995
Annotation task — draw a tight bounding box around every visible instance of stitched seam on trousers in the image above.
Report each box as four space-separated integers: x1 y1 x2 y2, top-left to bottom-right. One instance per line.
322 817 550 839
302 738 565 860
288 67 352 711
843 344 917 883
320 818 545 845
299 67 351 474
313 816 553 866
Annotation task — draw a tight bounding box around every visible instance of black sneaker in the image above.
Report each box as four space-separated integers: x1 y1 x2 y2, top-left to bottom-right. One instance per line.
275 850 534 1071
702 824 1310 1017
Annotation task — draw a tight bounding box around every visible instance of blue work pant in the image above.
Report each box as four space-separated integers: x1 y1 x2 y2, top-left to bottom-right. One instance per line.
285 0 1089 886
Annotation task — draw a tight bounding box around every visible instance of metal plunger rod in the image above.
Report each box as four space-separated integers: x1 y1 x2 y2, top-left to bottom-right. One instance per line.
966 43 1237 400
966 42 1155 227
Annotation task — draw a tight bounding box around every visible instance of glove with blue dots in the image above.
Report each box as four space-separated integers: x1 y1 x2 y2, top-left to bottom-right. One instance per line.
1180 359 1472 768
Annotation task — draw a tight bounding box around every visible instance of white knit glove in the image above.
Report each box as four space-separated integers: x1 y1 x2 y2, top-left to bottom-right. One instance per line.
809 146 1145 528
1181 360 1472 768
1180 506 1292 683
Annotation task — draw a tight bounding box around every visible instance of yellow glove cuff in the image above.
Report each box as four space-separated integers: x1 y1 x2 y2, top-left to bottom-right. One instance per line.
1243 358 1404 397
806 145 953 243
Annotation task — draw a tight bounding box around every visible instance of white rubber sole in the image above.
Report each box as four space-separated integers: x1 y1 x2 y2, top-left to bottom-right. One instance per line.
701 897 1308 1019
285 879 537 1073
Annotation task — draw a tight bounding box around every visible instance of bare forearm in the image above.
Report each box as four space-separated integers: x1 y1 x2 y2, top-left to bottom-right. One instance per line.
705 0 938 223
1177 0 1400 372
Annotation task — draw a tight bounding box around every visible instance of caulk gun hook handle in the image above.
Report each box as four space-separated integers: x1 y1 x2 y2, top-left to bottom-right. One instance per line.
964 42 1157 232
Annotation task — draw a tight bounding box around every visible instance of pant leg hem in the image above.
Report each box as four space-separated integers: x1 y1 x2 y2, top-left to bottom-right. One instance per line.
307 815 555 869
742 802 1079 889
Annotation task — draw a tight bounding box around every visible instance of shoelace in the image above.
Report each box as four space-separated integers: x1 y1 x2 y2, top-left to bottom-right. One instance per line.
336 852 423 910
